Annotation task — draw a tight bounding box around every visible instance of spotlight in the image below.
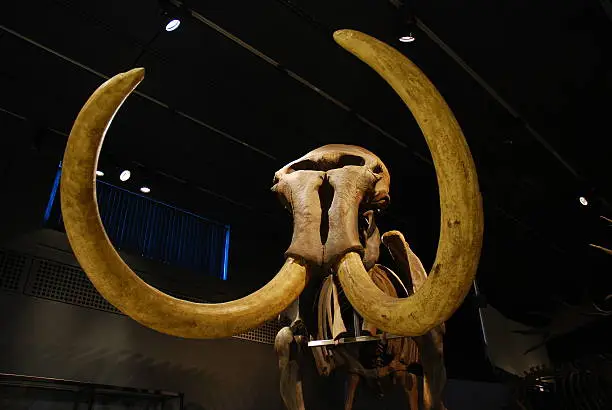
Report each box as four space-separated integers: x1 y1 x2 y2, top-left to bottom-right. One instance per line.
579 196 588 206
119 170 131 182
159 0 184 32
395 3 417 44
165 18 181 31
96 170 104 177
140 186 151 194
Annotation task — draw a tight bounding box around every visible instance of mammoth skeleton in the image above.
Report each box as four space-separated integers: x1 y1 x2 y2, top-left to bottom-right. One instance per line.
304 230 448 410
59 30 483 409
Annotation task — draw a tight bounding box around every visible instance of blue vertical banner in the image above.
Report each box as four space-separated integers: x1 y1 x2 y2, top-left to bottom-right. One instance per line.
45 164 230 280
223 226 230 281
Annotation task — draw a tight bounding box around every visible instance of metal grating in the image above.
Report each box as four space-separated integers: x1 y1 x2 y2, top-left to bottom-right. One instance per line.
0 249 28 292
25 259 121 314
234 319 285 345
1 249 281 344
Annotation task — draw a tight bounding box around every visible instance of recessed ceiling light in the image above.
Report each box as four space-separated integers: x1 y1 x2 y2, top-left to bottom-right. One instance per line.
579 196 588 206
140 186 151 194
165 19 181 32
119 170 131 182
399 34 415 43
96 170 104 177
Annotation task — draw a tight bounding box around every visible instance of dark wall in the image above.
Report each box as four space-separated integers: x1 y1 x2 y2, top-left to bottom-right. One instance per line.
0 292 282 410
0 226 288 409
0 291 510 410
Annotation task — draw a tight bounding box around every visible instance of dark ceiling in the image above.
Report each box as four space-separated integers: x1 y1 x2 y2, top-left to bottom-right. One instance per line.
1 0 611 337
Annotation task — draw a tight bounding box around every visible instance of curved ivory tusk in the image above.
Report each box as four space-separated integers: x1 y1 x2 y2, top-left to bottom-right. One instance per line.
61 68 308 339
333 30 484 336
589 244 612 256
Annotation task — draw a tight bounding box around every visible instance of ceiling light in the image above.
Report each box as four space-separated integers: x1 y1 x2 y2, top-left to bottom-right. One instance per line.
119 170 131 182
399 34 415 43
165 19 181 32
96 170 104 177
579 196 588 206
140 186 151 194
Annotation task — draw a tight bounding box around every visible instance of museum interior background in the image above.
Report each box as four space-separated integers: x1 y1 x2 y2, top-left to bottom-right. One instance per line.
0 0 611 409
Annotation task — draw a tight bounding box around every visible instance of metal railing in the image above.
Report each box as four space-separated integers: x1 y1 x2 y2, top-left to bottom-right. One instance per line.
0 372 184 410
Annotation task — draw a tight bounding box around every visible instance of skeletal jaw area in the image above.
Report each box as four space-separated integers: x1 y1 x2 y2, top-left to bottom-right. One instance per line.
271 145 390 268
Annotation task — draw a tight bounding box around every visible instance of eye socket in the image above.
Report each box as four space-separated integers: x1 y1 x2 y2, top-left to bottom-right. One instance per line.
337 155 365 167
375 195 390 209
289 159 318 172
372 163 383 174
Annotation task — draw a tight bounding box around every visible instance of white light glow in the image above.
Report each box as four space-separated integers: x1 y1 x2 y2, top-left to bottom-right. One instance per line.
579 196 588 206
96 170 104 177
140 186 151 194
399 35 415 43
119 170 131 182
165 19 181 32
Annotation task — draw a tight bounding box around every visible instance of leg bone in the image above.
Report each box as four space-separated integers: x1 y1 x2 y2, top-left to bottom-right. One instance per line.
275 327 306 410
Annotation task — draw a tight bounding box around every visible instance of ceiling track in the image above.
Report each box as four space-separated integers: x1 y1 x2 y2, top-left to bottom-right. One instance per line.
0 104 256 213
416 19 611 211
0 24 276 161
261 0 580 180
169 0 418 153
415 18 580 179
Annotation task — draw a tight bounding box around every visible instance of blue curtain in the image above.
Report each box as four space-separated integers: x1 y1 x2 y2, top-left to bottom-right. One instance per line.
44 168 230 280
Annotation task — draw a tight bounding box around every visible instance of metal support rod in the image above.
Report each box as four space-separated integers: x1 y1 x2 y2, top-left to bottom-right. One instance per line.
473 279 489 347
418 375 424 410
352 310 361 337
87 388 95 410
308 334 404 347
71 390 80 410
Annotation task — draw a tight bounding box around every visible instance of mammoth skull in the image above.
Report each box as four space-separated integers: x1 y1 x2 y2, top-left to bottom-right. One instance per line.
272 144 389 268
59 30 483 339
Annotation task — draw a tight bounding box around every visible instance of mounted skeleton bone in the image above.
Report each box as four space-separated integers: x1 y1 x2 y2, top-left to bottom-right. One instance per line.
308 231 447 410
272 143 449 409
59 30 483 409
